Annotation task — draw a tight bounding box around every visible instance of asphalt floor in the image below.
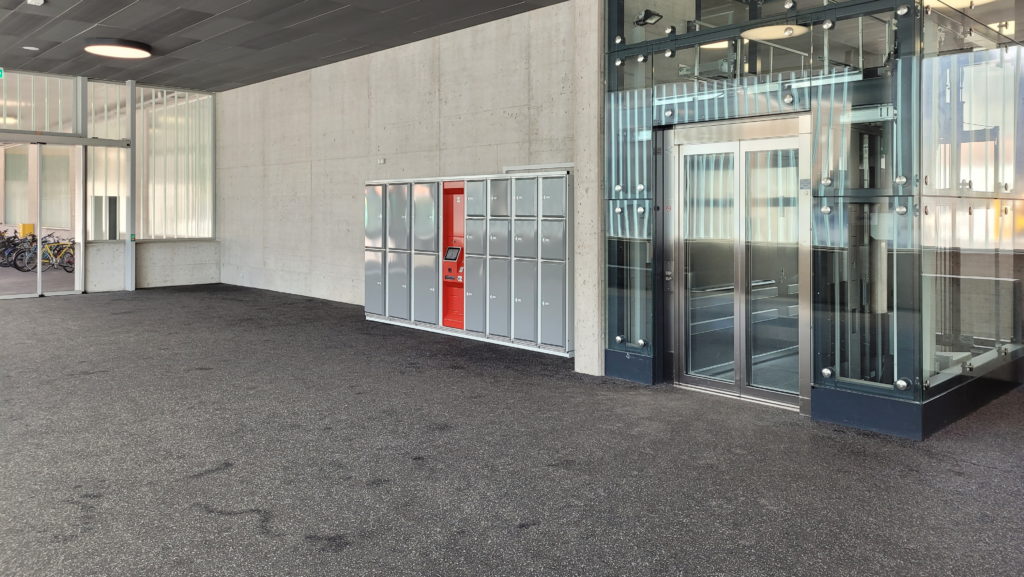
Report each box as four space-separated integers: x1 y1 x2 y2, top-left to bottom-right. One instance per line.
0 284 1021 577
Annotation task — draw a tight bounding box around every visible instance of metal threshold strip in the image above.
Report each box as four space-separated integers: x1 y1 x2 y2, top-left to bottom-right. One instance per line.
673 382 800 412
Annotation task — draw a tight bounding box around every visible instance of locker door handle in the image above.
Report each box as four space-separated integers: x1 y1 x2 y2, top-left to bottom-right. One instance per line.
466 292 473 296
489 295 497 299
542 301 550 306
490 235 498 240
515 236 522 241
429 288 435 292
514 298 522 303
542 238 550 243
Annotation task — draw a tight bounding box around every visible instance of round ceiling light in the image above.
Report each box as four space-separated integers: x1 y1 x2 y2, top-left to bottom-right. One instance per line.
741 25 810 41
84 38 152 59
702 40 731 49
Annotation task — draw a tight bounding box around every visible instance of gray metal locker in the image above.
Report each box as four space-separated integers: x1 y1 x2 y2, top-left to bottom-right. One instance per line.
465 219 487 255
464 256 487 333
514 178 538 217
466 181 487 217
513 220 538 259
541 177 568 217
540 261 566 347
540 220 566 261
513 259 538 342
386 252 411 320
488 258 511 337
364 250 386 315
488 219 511 257
412 183 438 252
365 185 384 248
413 254 438 324
386 183 411 250
489 179 510 217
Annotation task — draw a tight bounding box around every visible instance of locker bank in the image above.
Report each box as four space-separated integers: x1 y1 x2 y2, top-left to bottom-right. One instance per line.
365 173 575 356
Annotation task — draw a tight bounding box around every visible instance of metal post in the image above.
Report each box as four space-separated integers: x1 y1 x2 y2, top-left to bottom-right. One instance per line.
126 80 137 291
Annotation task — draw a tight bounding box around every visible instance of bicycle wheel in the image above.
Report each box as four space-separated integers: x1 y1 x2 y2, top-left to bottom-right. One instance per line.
60 250 75 273
13 249 32 272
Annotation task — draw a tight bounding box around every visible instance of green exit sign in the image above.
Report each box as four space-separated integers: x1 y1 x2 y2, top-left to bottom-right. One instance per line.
0 68 4 79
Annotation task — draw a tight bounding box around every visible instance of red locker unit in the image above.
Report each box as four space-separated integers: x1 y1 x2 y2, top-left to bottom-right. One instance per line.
442 181 466 329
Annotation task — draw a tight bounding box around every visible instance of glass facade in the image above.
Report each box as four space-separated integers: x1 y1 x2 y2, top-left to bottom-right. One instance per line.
606 0 1024 431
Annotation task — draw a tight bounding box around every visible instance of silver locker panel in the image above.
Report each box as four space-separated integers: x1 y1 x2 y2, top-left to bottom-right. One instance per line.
513 220 538 259
386 252 411 320
413 254 438 324
513 259 538 342
540 261 566 347
466 181 487 217
365 185 384 248
412 183 438 252
364 250 386 315
489 179 511 217
540 220 566 261
465 219 487 255
514 178 538 217
541 177 568 218
386 183 411 250
488 258 511 337
488 219 511 257
465 256 487 333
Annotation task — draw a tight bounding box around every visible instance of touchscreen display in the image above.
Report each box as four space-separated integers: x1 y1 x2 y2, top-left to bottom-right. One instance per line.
444 247 461 261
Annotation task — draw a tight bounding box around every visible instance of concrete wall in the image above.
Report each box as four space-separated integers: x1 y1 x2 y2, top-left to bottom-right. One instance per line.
84 242 125 293
217 0 604 375
136 240 220 289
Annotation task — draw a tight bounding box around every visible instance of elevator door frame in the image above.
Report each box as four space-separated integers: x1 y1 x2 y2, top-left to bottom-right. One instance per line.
668 116 813 412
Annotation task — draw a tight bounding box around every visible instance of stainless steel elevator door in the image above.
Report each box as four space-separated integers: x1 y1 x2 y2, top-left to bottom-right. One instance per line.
676 136 807 403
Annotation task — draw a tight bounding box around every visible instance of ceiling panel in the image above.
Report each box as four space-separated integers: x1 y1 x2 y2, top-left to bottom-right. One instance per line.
0 0 568 92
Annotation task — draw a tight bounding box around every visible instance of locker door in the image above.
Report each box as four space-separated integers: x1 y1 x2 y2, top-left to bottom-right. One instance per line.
387 252 411 320
514 178 538 217
412 183 438 252
465 219 487 255
488 258 511 337
540 261 566 347
488 219 511 257
364 250 386 315
413 254 438 324
466 180 487 217
465 256 487 333
386 183 411 250
365 185 384 248
513 259 538 342
489 179 511 217
513 220 538 259
540 220 566 261
541 177 567 218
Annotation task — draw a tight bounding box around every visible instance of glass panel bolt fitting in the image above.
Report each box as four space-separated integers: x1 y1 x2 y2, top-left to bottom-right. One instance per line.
784 0 796 9
894 175 907 185
895 206 908 216
822 20 834 30
821 367 834 378
783 93 794 104
820 206 832 215
895 379 910 391
896 5 910 15
615 335 625 343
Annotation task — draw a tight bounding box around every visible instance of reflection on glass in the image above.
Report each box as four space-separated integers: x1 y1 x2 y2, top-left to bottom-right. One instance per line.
746 149 800 393
684 152 736 381
607 238 653 351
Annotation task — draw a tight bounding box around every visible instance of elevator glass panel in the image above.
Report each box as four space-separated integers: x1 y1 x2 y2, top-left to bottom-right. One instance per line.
745 148 800 394
683 151 736 382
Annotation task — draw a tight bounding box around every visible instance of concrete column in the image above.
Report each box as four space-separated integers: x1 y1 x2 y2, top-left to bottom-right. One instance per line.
572 0 606 376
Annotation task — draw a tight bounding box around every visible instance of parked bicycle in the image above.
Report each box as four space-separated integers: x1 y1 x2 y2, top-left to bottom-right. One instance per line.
0 230 74 273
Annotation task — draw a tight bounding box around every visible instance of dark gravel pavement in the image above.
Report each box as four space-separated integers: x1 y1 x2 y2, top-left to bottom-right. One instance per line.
0 285 1021 577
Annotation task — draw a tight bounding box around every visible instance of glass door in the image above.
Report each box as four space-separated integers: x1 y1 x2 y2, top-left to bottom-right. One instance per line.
742 140 801 395
0 144 82 298
678 137 805 402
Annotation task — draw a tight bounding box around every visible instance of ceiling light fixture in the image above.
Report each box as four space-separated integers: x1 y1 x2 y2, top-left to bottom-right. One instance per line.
741 25 810 41
22 46 40 51
702 40 731 49
634 9 663 26
84 38 152 59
